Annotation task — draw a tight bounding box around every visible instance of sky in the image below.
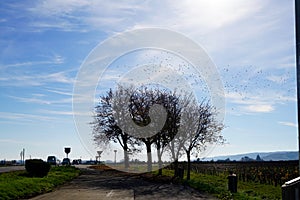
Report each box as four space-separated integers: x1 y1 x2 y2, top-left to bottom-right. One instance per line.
0 0 297 162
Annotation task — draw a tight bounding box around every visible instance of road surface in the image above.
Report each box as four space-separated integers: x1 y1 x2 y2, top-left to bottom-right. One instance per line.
30 167 217 200
0 166 25 173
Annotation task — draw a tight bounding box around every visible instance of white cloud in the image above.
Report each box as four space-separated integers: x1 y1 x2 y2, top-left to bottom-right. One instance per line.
46 89 73 96
10 0 294 76
7 95 72 105
225 89 295 114
244 104 274 113
0 70 74 86
0 138 49 147
27 0 146 32
7 95 52 105
0 18 7 23
39 109 91 117
39 110 73 116
171 0 265 33
28 0 90 17
45 71 74 84
0 55 64 69
0 139 25 144
26 0 275 37
266 75 290 84
278 121 298 128
0 112 56 122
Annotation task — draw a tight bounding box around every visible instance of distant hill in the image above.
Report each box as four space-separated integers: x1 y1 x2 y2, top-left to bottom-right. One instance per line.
262 151 298 161
204 151 298 161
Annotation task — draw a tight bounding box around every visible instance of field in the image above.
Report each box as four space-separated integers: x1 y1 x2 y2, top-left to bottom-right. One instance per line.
162 160 299 199
0 166 80 200
188 160 299 186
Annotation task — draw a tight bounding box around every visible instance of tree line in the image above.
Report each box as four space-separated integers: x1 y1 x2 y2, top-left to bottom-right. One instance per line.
91 85 224 180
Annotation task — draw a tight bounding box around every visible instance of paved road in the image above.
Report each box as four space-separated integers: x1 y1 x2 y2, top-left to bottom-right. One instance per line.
0 166 25 173
30 167 217 200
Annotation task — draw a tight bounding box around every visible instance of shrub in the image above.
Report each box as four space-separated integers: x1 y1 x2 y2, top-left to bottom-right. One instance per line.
25 159 51 177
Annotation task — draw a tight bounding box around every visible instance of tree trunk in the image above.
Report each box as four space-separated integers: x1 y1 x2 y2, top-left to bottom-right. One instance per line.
173 159 179 177
123 141 129 169
146 141 152 172
187 150 191 180
157 146 162 175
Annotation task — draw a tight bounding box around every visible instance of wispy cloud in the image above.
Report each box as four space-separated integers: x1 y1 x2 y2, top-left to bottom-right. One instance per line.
26 0 145 32
278 121 298 128
0 138 49 147
7 95 72 105
171 0 266 34
46 89 73 96
39 110 74 116
266 74 290 84
0 70 75 87
39 109 91 117
0 139 26 144
7 95 52 105
225 89 295 114
0 55 64 69
25 0 277 39
0 112 57 122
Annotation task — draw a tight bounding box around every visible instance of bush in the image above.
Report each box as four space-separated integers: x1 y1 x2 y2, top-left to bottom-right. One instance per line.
25 159 51 177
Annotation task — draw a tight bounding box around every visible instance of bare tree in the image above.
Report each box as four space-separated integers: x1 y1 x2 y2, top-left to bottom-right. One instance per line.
181 100 224 180
92 85 224 177
128 87 181 172
92 88 139 169
153 91 181 175
92 85 178 171
165 93 191 176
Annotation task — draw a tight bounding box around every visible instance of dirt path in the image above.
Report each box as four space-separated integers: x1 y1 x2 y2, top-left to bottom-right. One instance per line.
30 167 218 200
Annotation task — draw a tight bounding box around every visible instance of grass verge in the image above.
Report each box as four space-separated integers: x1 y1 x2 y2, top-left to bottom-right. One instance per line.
0 166 80 200
156 169 281 200
91 164 282 199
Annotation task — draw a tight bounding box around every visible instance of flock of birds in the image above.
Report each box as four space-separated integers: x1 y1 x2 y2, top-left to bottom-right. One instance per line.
95 49 295 160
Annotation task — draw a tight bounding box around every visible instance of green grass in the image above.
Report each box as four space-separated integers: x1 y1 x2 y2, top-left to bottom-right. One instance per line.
0 166 80 200
156 169 281 200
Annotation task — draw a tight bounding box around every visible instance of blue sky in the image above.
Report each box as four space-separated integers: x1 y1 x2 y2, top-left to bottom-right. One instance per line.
0 0 297 161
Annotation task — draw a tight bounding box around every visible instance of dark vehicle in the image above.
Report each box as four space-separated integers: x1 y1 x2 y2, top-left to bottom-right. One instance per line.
61 158 71 166
72 159 82 165
47 156 60 166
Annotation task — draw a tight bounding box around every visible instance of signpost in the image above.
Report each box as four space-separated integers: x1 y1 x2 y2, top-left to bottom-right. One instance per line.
114 150 117 164
97 150 103 163
64 147 71 158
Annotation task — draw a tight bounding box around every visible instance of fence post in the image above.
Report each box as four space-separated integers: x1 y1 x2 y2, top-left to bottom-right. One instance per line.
228 171 237 193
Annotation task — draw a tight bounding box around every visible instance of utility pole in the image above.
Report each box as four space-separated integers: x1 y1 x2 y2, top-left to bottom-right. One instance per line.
20 148 25 165
22 148 25 164
295 0 300 175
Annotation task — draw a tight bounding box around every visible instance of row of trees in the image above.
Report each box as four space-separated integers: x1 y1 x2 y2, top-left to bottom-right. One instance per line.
91 85 224 180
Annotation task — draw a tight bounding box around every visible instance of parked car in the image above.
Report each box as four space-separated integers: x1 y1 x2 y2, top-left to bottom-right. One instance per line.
47 156 60 166
72 159 82 165
61 158 71 166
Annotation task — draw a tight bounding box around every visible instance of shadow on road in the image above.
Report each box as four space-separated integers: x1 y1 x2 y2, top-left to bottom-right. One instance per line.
31 166 217 200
